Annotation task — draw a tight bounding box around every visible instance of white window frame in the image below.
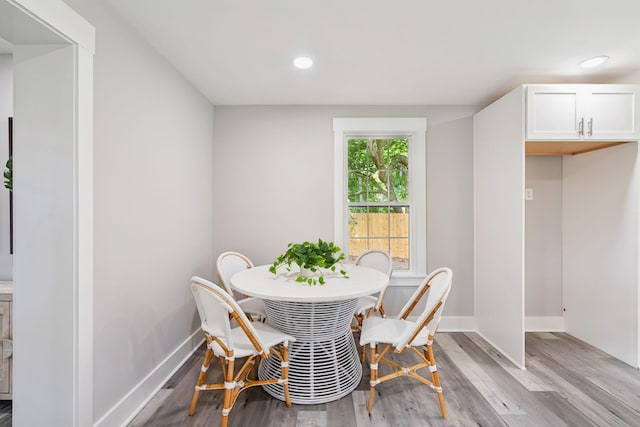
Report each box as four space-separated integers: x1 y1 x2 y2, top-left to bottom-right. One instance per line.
333 118 427 283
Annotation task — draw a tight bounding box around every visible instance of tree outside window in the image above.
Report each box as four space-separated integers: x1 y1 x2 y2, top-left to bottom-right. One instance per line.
347 138 409 269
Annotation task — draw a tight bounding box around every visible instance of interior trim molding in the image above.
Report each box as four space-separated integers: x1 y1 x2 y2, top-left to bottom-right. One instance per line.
525 316 565 332
94 330 204 427
405 315 475 331
437 316 476 331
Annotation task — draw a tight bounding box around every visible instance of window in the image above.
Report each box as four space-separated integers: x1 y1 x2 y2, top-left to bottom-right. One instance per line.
333 118 427 278
347 137 410 269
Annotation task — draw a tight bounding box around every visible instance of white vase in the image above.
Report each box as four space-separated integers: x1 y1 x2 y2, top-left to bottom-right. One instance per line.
299 266 318 277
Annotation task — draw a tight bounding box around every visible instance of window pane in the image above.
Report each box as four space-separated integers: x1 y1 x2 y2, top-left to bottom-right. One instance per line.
367 139 384 169
390 238 409 270
391 168 408 202
348 205 409 270
369 238 390 253
348 207 366 237
348 172 366 202
390 207 409 270
384 138 407 166
348 207 370 262
346 134 412 272
367 207 389 237
348 139 371 171
348 238 367 263
371 170 389 202
390 208 409 237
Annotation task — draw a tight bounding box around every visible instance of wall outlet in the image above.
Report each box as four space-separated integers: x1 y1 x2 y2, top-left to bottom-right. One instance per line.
525 188 534 200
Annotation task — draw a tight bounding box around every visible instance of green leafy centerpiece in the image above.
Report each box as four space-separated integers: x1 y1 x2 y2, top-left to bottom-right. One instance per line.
269 239 349 285
3 157 11 191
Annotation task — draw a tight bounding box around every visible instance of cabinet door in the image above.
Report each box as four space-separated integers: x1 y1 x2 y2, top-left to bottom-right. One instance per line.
584 85 640 140
526 85 583 140
0 302 10 395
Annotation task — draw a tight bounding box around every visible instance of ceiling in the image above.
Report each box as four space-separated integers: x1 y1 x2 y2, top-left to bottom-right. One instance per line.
107 0 640 106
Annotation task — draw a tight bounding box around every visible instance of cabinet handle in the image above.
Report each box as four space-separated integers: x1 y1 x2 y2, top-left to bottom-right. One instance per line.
578 118 584 136
588 118 593 136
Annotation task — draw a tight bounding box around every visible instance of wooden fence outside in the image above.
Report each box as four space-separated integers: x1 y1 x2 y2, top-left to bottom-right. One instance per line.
348 212 409 259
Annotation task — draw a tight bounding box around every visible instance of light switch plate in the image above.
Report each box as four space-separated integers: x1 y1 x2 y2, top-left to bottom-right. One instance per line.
525 188 534 200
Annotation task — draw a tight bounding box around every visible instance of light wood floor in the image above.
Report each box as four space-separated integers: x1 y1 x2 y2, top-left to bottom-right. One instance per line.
128 332 640 426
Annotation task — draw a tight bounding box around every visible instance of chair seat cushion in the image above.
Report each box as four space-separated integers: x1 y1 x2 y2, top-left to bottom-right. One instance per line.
360 317 430 348
354 295 378 315
211 321 295 359
238 297 267 318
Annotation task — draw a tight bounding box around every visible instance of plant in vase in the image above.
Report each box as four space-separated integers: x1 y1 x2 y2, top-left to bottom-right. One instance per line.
269 239 349 285
3 156 11 191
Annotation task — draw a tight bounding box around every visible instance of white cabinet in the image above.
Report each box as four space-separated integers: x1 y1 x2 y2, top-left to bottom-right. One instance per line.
526 85 640 141
0 283 11 400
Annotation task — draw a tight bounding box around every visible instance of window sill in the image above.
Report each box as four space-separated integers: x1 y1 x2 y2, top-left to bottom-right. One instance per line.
389 274 426 287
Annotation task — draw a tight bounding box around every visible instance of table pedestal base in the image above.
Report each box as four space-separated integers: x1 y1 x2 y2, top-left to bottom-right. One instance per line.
259 299 361 404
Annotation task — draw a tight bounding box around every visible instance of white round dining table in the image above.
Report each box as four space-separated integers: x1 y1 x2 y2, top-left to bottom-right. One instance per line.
231 263 387 404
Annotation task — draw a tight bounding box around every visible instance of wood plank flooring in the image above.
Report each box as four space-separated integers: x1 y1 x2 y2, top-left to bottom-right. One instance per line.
128 332 640 426
0 401 9 427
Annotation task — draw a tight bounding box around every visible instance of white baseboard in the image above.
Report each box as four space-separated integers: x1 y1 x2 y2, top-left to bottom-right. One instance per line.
94 330 204 427
438 316 476 331
404 315 475 331
525 316 564 332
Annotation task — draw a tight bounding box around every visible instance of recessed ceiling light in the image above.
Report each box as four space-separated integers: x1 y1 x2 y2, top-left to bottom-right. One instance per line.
293 56 313 69
579 55 609 69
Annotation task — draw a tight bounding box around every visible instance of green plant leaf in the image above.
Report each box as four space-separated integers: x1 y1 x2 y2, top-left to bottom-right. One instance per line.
3 156 12 191
269 239 348 285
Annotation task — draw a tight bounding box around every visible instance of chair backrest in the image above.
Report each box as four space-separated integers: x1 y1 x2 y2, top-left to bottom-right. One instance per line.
216 252 254 295
395 267 452 351
191 276 268 355
355 250 393 309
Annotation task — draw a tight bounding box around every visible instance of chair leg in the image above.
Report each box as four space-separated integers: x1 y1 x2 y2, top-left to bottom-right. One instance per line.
367 343 378 411
221 356 235 427
427 344 447 418
354 314 366 362
281 342 292 407
188 347 214 416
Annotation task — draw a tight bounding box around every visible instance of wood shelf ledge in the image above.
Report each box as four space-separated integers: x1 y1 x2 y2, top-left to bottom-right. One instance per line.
525 141 627 156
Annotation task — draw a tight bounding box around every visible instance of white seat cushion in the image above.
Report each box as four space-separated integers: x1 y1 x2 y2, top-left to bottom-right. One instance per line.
211 321 295 359
238 297 267 318
360 316 431 348
354 295 378 315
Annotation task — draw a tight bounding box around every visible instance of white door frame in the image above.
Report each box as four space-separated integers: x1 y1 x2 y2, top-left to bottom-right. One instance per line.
0 0 94 425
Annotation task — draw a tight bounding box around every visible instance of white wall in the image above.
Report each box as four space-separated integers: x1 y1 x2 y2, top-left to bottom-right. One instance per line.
563 143 639 366
62 1 214 424
474 87 525 368
13 43 76 427
212 105 477 319
525 156 562 318
0 54 11 280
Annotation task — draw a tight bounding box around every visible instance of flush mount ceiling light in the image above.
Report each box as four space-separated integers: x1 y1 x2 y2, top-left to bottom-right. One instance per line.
293 56 313 69
579 55 610 69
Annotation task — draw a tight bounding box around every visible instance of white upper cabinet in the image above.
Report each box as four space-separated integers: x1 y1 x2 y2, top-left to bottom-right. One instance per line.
526 84 640 141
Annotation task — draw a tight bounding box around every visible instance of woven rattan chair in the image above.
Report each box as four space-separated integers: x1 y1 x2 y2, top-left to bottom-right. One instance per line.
360 267 452 417
217 251 267 321
189 277 295 427
352 250 392 360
